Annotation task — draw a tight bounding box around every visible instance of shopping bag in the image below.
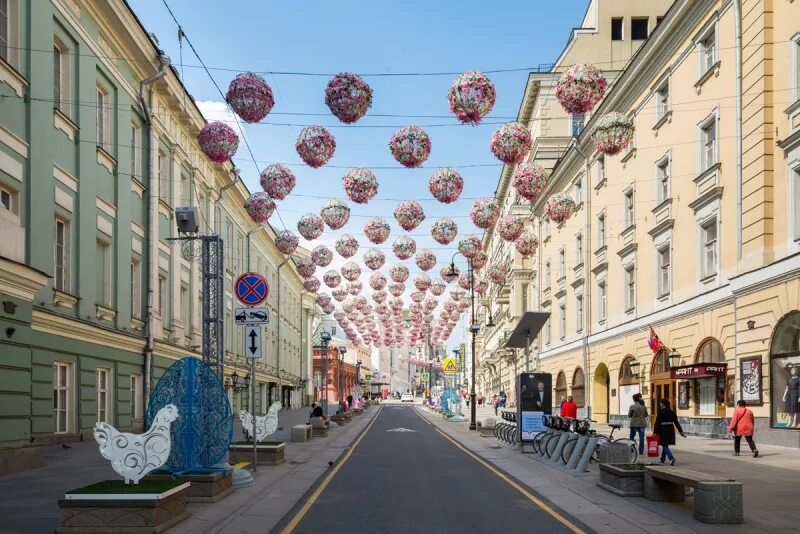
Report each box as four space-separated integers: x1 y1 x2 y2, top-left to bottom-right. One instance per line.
646 435 660 458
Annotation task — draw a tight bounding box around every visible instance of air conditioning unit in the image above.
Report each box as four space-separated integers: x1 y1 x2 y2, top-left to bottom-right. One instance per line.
175 206 199 234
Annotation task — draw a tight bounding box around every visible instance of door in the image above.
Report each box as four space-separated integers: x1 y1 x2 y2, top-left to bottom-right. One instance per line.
650 379 676 431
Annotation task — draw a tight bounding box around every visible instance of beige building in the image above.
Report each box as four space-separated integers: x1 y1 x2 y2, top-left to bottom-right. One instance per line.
479 0 800 447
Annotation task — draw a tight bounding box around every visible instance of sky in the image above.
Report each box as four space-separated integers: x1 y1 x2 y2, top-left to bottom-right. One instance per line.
128 0 588 351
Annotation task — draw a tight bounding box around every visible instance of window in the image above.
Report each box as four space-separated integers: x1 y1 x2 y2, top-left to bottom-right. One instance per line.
696 338 725 363
558 248 566 279
611 17 623 41
96 368 110 423
574 176 583 204
53 362 71 433
572 368 585 407
657 246 671 298
794 166 800 241
701 217 718 278
53 45 62 110
158 274 166 316
575 233 583 264
597 213 606 248
624 265 636 311
54 218 69 292
794 34 800 101
331 326 337 336
624 189 635 228
559 303 566 340
700 28 716 73
0 183 17 219
700 115 717 170
543 220 550 239
544 260 551 288
597 281 607 323
130 374 142 420
576 294 583 333
631 17 648 40
96 240 111 307
130 259 141 318
656 156 670 203
596 155 606 184
571 114 585 137
543 307 551 345
180 284 189 329
130 124 140 180
521 282 529 313
655 79 669 120
158 150 169 203
96 85 109 149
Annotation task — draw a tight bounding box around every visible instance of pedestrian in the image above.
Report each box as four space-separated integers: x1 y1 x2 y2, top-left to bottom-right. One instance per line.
628 393 648 455
347 394 353 408
493 395 499 416
560 396 578 419
729 399 759 457
309 402 323 423
653 398 686 465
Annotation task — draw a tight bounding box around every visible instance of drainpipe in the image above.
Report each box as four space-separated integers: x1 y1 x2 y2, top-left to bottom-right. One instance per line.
276 256 290 406
139 53 170 411
733 0 743 401
573 139 592 419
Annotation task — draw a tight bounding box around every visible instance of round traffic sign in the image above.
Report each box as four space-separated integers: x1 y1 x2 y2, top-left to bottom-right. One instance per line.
234 272 269 306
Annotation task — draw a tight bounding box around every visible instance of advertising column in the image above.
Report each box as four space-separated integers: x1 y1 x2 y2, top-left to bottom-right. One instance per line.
517 373 552 442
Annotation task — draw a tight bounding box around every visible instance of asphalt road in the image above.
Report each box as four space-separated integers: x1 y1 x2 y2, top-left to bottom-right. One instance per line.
276 405 586 534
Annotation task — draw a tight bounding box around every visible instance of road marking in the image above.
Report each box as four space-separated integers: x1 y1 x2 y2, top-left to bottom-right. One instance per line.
281 407 382 534
434 427 585 534
386 427 417 432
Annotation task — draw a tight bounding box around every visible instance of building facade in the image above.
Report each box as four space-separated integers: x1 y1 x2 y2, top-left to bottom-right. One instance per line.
311 316 371 405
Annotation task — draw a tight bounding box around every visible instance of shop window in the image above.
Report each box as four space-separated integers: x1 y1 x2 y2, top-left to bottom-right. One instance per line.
770 311 800 428
572 368 585 407
555 371 567 405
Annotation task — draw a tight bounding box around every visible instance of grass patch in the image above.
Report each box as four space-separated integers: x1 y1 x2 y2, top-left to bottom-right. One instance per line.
66 479 184 495
612 463 646 471
232 440 284 446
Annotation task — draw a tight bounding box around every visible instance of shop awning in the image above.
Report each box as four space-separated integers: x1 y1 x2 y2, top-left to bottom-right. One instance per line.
504 312 550 349
670 363 727 380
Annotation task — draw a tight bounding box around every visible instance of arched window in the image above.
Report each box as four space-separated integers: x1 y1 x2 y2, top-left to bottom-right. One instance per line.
555 371 567 403
619 355 638 386
769 312 800 429
695 338 725 363
572 368 585 407
651 350 670 375
770 311 800 355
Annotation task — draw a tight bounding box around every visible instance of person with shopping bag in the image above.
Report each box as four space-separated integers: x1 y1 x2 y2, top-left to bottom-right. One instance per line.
728 399 759 457
653 398 686 465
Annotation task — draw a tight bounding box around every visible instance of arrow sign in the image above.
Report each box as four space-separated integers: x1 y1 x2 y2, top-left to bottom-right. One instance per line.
244 325 262 359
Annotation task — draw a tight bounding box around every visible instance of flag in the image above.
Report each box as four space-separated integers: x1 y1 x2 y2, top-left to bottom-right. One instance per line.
646 326 665 353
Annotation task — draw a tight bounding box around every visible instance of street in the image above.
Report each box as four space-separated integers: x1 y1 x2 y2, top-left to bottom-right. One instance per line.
277 405 585 533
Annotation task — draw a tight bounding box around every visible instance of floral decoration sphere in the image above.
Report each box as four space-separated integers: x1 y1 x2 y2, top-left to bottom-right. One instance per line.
390 264 410 283
514 230 539 257
369 272 387 291
470 198 500 229
348 280 363 295
226 72 274 124
322 302 336 314
316 293 331 307
544 193 577 225
335 234 359 258
474 278 488 295
332 288 349 302
441 264 459 282
428 168 464 204
592 112 634 156
450 288 465 301
311 245 333 267
244 192 275 224
320 198 351 230
259 163 296 200
295 125 336 168
488 262 510 283
513 163 547 203
363 248 386 271
389 126 431 168
341 261 361 282
447 71 496 125
415 249 437 272
471 251 488 270
392 236 417 260
388 282 405 297
334 310 346 321
490 122 532 164
430 280 446 296
372 290 387 303
323 270 342 288
458 235 482 259
414 273 432 292
275 230 299 255
342 168 378 204
410 291 426 303
555 63 607 115
496 215 524 242
458 272 472 291
325 72 373 124
298 213 325 240
394 200 425 231
296 257 316 279
304 277 320 293
430 217 458 245
198 121 239 163
364 217 391 245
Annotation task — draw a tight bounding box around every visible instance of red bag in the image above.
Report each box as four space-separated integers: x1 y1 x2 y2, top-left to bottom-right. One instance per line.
646 435 660 458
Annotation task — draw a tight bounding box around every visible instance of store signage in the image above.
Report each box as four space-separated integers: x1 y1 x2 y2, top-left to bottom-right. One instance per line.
670 363 727 379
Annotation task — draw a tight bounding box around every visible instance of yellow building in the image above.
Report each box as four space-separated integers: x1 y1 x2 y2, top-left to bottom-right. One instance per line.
480 0 800 447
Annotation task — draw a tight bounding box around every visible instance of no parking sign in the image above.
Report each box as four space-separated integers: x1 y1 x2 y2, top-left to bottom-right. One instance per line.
234 272 269 306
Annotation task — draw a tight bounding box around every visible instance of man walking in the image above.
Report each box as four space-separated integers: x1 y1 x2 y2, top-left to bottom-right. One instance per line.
628 393 648 455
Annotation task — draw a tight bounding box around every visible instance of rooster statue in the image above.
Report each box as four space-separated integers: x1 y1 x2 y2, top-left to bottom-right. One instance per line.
93 404 179 484
239 402 282 442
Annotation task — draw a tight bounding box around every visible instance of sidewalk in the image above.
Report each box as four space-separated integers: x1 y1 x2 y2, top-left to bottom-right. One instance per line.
432 406 800 533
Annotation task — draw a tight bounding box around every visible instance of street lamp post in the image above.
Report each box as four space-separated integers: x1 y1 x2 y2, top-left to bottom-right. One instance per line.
338 346 346 405
320 330 331 417
448 253 479 430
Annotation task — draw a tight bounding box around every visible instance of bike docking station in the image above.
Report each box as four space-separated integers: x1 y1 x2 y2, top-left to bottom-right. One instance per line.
528 415 597 477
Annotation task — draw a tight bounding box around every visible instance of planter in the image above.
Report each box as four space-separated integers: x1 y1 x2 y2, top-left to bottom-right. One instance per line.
597 464 645 497
57 480 190 533
144 470 232 503
229 441 285 465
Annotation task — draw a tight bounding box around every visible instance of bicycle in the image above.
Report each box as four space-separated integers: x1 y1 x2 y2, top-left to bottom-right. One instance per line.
559 419 638 464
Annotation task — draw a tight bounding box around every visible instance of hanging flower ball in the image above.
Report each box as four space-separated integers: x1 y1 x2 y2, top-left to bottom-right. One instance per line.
295 125 336 168
259 163 296 200
198 122 239 163
322 302 336 314
392 236 417 260
428 168 464 204
555 63 607 115
474 278 488 295
388 283 405 297
496 215 524 242
410 291 426 303
415 249 437 272
430 280 446 296
450 288 465 301
592 112 634 156
303 276 320 293
390 264 410 283
297 213 324 240
364 217 391 244
441 264 459 282
490 122 532 164
311 245 333 267
363 248 386 271
335 234 359 258
296 257 316 279
544 193 577 225
470 198 500 229
226 72 274 123
471 251 488 270
488 262 510 283
447 71 496 125
343 168 378 204
320 198 351 230
244 192 275 224
369 272 387 291
389 126 431 168
316 293 331 307
513 163 547 203
430 218 458 245
414 273 432 292
275 230 299 255
515 230 539 257
394 200 425 231
325 72 373 124
324 270 342 288
458 272 473 291
372 290 387 303
341 261 361 282
332 288 349 302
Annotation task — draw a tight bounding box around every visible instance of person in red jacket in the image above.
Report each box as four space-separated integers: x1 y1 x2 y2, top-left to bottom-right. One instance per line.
729 399 759 457
560 396 578 418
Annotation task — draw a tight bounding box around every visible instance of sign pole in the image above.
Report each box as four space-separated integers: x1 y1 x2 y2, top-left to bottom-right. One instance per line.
251 355 257 471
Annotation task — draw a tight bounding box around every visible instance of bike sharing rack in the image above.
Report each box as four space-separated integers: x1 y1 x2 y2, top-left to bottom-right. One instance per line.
529 427 599 477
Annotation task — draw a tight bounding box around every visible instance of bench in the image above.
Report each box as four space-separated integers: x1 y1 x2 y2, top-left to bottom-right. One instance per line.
644 466 743 524
310 417 329 437
330 414 349 426
291 424 312 442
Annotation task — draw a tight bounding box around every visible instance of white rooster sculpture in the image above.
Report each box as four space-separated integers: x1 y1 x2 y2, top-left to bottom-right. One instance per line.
239 402 282 442
93 404 179 484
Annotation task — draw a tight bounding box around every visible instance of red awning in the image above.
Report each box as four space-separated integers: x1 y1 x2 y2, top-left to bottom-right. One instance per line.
670 363 727 380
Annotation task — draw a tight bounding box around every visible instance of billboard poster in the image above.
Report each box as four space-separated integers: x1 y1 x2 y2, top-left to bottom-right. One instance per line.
517 373 552 442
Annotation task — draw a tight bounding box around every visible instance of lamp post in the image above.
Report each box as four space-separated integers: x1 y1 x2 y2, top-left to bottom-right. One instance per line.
338 346 346 404
448 253 479 430
320 329 331 417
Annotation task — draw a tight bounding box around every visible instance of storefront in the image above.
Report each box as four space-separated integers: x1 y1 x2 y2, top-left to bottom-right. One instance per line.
769 311 800 429
618 355 640 412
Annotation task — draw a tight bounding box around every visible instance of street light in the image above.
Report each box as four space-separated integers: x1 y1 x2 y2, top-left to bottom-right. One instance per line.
475 304 495 328
668 348 682 369
628 358 641 377
338 346 346 404
448 251 479 430
320 329 332 417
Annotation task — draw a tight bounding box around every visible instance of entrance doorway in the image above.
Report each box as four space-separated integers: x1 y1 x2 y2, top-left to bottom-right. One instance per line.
593 363 610 423
650 350 675 430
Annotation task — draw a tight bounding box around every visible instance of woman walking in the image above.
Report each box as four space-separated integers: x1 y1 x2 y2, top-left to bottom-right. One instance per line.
729 400 759 457
653 398 686 465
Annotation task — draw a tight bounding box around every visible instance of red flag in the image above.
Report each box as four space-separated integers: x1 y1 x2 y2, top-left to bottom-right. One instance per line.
647 326 665 353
